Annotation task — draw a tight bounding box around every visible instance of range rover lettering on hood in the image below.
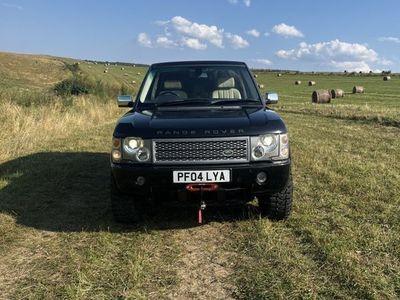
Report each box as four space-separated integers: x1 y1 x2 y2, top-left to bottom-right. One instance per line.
155 129 245 136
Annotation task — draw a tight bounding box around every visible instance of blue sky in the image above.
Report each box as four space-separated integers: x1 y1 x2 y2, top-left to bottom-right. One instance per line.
1 0 400 71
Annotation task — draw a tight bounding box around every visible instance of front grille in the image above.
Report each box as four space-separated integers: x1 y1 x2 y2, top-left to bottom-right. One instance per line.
153 137 249 164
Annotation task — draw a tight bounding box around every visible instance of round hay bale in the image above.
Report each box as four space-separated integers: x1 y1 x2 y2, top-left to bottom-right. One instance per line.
312 90 331 104
331 89 344 99
308 81 316 86
131 80 136 84
258 84 264 89
383 76 391 81
295 80 302 85
353 86 364 94
103 70 108 73
253 74 258 78
121 67 125 70
277 73 282 77
137 72 141 75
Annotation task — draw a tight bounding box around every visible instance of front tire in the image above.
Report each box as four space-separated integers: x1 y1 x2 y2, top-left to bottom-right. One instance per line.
258 174 293 220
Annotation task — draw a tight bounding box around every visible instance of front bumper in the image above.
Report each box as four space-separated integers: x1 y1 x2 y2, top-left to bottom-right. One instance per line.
111 159 291 199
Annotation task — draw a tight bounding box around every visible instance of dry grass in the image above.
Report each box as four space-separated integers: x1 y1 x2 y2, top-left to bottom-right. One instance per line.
0 96 120 162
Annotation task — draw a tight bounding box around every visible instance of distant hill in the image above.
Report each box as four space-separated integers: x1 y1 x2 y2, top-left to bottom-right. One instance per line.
0 51 148 98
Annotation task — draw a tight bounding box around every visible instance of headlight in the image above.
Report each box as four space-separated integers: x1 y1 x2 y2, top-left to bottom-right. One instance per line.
123 137 144 153
136 147 150 162
260 134 278 151
251 133 289 161
252 145 265 159
121 137 152 163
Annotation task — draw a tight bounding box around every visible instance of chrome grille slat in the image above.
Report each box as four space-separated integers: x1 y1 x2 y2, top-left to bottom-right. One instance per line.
153 137 249 164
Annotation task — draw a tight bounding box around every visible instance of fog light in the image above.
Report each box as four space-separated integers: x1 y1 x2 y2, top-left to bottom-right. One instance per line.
111 150 121 161
136 176 146 186
256 172 267 185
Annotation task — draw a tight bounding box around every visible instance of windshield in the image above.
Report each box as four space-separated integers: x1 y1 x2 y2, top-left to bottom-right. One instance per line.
138 65 261 106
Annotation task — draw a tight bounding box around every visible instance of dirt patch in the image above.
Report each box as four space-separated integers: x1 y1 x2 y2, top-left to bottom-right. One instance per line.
165 223 237 300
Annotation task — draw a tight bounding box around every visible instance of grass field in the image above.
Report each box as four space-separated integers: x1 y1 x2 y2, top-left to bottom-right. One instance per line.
0 52 399 299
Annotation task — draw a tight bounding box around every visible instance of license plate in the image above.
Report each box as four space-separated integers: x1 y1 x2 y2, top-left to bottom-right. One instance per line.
173 170 230 183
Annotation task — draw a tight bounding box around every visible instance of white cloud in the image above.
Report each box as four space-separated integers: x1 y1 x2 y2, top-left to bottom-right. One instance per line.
227 0 251 6
137 33 152 48
378 36 400 44
1 2 23 10
246 29 260 38
380 58 393 66
253 59 273 66
139 16 250 50
226 33 249 49
155 20 169 26
331 61 371 73
181 38 207 50
275 39 393 72
276 40 378 62
171 16 224 48
156 36 177 48
272 23 304 38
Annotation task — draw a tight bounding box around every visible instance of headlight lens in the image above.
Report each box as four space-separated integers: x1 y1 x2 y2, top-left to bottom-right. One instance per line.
251 133 289 161
136 147 150 162
123 137 144 153
260 134 278 151
253 145 265 159
120 137 152 163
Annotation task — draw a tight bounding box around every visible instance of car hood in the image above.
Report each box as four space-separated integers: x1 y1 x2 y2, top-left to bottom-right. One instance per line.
113 108 287 138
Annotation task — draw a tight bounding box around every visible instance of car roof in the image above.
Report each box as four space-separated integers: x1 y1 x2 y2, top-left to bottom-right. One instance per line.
150 61 247 68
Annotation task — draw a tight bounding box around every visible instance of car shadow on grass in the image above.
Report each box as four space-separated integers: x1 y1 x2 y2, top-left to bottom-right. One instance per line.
0 152 257 232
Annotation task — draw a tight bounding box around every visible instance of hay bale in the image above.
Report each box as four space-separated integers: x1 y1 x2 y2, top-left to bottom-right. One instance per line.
331 89 344 99
258 84 264 89
277 73 282 77
137 72 141 75
312 90 331 104
104 70 108 73
124 73 129 76
295 80 302 85
308 81 316 86
383 76 391 81
131 80 136 84
121 67 125 70
353 86 364 94
253 74 258 78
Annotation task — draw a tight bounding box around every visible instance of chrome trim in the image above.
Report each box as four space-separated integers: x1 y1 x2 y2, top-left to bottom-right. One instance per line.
152 136 250 165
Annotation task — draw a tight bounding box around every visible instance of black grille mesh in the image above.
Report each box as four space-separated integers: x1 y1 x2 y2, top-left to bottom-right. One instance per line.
154 138 249 164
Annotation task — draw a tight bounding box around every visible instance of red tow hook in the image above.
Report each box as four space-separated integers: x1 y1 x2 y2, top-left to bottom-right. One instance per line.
186 184 218 225
185 183 219 192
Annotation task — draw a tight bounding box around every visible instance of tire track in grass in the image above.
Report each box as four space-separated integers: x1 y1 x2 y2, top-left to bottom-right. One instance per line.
164 222 237 300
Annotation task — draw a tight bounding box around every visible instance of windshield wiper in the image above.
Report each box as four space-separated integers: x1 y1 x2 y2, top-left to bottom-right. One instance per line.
211 99 262 106
156 98 212 107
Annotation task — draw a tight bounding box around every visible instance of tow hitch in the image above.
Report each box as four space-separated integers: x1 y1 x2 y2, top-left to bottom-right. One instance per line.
186 184 218 224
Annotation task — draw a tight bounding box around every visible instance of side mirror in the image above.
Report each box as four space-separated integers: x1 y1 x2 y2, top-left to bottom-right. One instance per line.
265 92 279 105
117 95 133 107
